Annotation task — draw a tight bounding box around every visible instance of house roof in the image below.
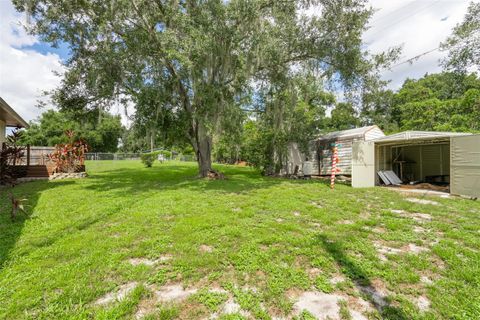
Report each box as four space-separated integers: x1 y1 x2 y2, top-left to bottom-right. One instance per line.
315 125 379 141
0 97 29 128
373 130 471 144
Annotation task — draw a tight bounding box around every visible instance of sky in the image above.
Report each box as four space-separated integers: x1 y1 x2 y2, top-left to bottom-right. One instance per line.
0 0 473 125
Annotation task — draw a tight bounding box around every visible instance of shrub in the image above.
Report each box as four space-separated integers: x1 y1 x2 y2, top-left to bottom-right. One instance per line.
159 150 172 159
0 128 25 185
141 152 156 167
49 130 88 173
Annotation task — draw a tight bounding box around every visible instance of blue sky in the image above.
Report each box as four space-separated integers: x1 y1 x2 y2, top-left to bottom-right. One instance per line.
0 0 473 125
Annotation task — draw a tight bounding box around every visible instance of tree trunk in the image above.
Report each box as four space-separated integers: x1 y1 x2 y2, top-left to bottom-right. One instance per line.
192 121 213 178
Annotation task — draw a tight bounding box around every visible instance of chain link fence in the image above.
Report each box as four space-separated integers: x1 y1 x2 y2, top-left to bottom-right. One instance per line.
85 153 196 162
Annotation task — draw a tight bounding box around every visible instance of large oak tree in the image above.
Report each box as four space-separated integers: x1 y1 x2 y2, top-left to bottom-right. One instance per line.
14 0 392 176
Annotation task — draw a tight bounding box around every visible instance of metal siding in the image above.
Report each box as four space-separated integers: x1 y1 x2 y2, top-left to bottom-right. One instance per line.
318 141 352 175
451 135 480 198
352 141 375 188
422 145 441 179
365 127 385 141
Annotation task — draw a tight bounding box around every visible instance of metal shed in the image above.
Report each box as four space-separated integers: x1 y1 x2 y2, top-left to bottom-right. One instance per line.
352 131 480 198
286 125 385 175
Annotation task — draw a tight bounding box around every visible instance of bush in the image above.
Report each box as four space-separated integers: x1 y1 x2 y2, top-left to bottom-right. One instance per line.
159 150 172 159
141 152 156 167
49 130 88 173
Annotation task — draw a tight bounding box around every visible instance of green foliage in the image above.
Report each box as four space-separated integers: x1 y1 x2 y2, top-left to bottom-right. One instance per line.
441 2 480 72
327 103 359 131
0 129 25 185
21 109 123 152
159 150 172 159
48 130 88 173
13 0 393 176
140 153 156 168
313 274 334 293
243 73 336 174
192 289 228 312
362 72 480 133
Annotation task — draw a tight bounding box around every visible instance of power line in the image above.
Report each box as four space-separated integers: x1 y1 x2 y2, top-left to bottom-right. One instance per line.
386 29 480 71
388 47 440 70
365 0 441 41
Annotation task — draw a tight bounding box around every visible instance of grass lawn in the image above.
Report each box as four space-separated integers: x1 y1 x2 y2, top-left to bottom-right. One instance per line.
1 161 479 320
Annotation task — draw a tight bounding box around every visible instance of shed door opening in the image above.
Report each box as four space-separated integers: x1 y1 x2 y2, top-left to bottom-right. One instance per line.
390 143 450 184
375 140 452 192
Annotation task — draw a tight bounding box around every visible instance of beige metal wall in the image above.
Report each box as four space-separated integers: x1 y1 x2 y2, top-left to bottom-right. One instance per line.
451 135 480 198
352 141 376 188
0 119 5 146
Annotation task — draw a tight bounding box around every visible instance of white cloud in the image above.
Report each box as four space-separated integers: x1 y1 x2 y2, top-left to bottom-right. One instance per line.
0 0 64 123
365 0 471 88
0 0 472 126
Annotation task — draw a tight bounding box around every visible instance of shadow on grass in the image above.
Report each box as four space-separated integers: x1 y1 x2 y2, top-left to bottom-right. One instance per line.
0 180 74 270
82 163 328 197
317 234 409 320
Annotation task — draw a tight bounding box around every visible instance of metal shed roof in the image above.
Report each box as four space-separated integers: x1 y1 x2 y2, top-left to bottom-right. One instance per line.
0 97 29 128
315 125 379 141
373 130 470 143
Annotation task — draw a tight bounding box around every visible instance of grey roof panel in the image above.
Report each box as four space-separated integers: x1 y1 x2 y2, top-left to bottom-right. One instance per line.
373 131 470 143
315 125 379 141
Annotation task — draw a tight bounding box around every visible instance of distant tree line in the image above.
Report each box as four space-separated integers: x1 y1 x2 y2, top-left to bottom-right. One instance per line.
14 0 479 176
20 109 123 153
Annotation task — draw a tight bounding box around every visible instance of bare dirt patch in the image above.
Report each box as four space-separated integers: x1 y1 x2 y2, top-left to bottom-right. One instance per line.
199 245 214 253
416 295 431 311
293 291 343 319
128 255 171 266
374 241 402 261
357 284 388 308
406 198 439 206
338 220 354 225
293 211 301 216
329 274 346 285
403 243 430 254
134 298 157 319
310 201 324 208
95 282 138 306
151 284 197 303
420 276 433 285
391 210 432 222
413 226 427 233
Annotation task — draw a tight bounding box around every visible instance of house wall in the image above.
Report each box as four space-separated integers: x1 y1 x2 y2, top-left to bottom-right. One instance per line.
0 119 5 146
